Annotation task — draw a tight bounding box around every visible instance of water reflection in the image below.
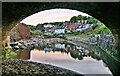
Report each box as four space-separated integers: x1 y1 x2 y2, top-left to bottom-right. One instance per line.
11 42 113 74
34 43 101 61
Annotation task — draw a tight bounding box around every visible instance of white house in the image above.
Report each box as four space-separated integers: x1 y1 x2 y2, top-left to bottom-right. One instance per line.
76 29 83 32
44 24 53 28
54 29 65 34
81 20 87 24
54 26 65 34
85 20 87 24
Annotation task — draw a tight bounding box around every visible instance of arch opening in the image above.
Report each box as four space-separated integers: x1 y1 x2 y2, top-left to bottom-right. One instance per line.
2 2 120 76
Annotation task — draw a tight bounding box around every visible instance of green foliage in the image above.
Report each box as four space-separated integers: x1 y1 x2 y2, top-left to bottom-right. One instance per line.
92 24 98 30
25 14 110 38
27 25 36 31
78 55 83 60
88 52 101 60
77 15 83 20
70 16 77 23
63 24 111 37
1 48 16 60
50 22 63 26
87 17 95 24
70 15 100 24
36 24 43 31
83 16 88 20
70 52 78 59
43 33 48 35
87 17 100 24
30 31 43 35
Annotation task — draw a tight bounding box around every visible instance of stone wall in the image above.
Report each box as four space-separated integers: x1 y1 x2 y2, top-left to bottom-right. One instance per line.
8 24 22 42
65 33 115 52
98 34 115 52
66 37 97 44
8 23 30 43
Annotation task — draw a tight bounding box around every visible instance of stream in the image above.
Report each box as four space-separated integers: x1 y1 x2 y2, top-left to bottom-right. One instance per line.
12 42 113 75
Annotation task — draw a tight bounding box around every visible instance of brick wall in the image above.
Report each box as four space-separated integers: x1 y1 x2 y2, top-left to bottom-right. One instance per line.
18 23 30 39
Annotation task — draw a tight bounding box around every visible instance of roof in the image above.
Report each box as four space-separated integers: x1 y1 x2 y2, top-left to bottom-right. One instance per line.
55 26 62 29
75 24 79 29
67 24 75 30
34 30 41 32
46 26 55 30
61 25 67 29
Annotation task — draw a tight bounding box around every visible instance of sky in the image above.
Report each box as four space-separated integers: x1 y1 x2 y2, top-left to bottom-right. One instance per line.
20 8 91 26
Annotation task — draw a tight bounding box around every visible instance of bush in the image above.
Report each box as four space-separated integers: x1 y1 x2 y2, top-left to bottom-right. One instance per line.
1 48 16 60
92 24 98 30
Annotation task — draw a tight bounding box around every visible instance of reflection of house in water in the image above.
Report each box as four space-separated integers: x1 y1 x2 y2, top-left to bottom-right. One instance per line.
55 44 65 49
67 46 89 56
43 43 90 57
44 47 53 52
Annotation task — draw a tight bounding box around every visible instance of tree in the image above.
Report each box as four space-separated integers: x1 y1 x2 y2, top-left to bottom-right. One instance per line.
77 15 83 20
70 16 77 23
87 17 96 24
35 24 44 32
49 22 63 26
83 16 88 20
88 16 91 19
36 24 43 29
27 25 36 31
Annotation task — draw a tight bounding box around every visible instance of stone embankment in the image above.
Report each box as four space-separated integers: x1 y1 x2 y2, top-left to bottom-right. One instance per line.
65 37 97 45
98 34 115 52
11 38 65 49
2 59 83 76
10 34 115 53
65 34 115 53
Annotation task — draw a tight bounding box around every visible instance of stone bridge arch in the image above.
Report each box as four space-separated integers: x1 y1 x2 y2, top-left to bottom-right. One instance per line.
2 2 120 51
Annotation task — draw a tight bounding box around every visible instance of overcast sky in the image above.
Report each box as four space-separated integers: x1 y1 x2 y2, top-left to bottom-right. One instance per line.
20 8 90 26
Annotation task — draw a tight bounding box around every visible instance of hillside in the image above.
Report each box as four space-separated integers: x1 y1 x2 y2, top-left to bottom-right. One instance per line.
24 15 111 37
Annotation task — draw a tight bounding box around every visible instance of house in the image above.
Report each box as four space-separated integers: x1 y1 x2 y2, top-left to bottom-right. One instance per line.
54 26 65 34
63 21 68 25
77 20 81 23
66 23 75 33
55 44 65 49
44 47 53 52
75 24 79 29
44 25 55 34
61 24 67 29
83 20 87 24
34 30 41 33
44 24 53 28
78 20 87 24
76 24 90 32
66 23 80 33
97 23 103 25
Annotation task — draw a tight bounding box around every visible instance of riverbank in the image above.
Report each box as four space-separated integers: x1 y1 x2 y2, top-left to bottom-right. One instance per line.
2 59 83 76
10 37 65 49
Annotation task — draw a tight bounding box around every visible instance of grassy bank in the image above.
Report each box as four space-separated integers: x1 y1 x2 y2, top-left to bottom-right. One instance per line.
63 24 111 37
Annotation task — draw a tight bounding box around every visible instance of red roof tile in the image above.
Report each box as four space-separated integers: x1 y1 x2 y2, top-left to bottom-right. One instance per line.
61 25 67 29
67 24 74 30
